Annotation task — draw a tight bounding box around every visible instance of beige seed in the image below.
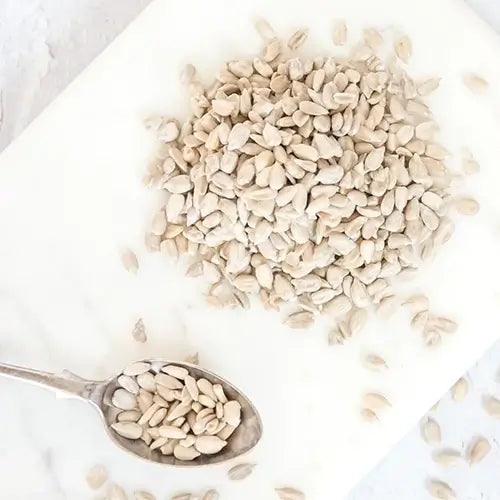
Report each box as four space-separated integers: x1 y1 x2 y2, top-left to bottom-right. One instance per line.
253 17 275 41
332 21 347 46
86 465 108 490
228 123 250 150
402 295 429 313
131 318 147 343
107 484 127 500
134 491 156 500
288 29 308 51
112 389 137 410
223 400 241 427
363 392 391 410
462 152 480 174
121 249 139 274
275 487 306 500
202 490 219 500
174 444 201 461
227 463 256 480
426 479 455 500
184 375 200 401
454 197 479 215
363 27 383 49
360 408 378 422
433 449 462 467
421 418 441 445
171 493 192 500
482 395 500 418
463 73 489 93
162 364 189 380
117 375 139 395
195 435 227 454
111 422 142 439
363 353 388 371
468 436 491 464
418 77 440 96
451 377 468 401
284 310 314 329
394 34 412 63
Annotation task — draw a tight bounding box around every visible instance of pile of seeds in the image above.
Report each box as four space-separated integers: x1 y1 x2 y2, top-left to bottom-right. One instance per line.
143 22 478 333
110 361 242 461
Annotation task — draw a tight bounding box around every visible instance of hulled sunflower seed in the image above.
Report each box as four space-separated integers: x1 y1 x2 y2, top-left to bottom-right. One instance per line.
86 465 108 490
450 377 468 401
202 490 219 500
482 395 500 418
426 479 455 500
363 353 388 371
288 29 308 51
332 21 347 46
468 436 490 464
432 449 462 467
275 486 306 500
421 418 441 445
227 463 256 480
394 35 412 62
121 249 139 274
463 73 489 93
107 484 127 500
134 491 156 500
132 318 147 343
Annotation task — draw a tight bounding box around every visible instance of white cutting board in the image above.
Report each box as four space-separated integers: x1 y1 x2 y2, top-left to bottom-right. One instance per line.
0 0 499 499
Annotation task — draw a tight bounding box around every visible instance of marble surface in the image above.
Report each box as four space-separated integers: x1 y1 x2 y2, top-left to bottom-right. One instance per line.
0 1 500 499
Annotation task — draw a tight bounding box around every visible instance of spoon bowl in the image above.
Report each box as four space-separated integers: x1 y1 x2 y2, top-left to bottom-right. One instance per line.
0 359 263 465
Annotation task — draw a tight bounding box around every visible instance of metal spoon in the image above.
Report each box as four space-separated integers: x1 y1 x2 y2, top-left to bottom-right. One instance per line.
0 359 263 466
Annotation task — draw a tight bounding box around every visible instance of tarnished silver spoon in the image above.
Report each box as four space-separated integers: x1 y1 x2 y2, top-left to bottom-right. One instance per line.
0 359 263 466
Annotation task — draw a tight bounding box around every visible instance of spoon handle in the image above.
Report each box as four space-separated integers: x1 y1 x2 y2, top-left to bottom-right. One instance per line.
0 361 96 399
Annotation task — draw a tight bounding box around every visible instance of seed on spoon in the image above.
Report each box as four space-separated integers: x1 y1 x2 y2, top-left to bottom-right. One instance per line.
112 389 137 410
174 444 200 461
162 365 189 380
159 426 187 439
195 436 227 454
123 362 151 376
108 361 248 461
111 422 143 439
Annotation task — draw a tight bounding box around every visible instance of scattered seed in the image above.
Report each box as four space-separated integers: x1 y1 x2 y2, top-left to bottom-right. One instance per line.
121 249 139 274
432 449 462 467
228 463 256 480
107 484 127 500
360 408 378 422
86 465 108 490
421 418 441 445
426 479 455 500
332 21 347 45
202 490 219 500
134 491 156 500
132 318 147 343
463 73 489 93
363 353 388 371
453 197 480 215
394 34 412 62
482 395 500 418
450 377 468 402
288 29 308 51
253 17 276 41
462 151 480 174
468 436 491 464
275 486 306 500
363 392 391 410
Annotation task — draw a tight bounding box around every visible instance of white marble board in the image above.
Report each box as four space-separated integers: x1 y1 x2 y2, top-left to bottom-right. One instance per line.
0 0 500 498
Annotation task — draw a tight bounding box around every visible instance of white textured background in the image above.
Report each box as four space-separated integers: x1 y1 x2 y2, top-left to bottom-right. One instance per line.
0 1 499 498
